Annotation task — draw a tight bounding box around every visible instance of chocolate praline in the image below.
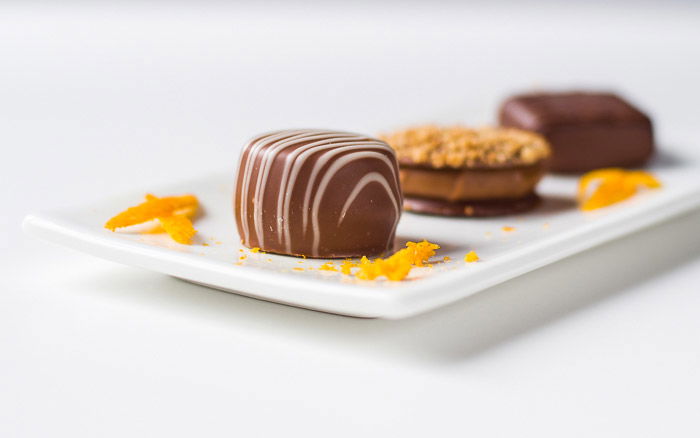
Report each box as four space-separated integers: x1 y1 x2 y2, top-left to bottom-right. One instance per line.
380 125 551 217
499 91 654 173
233 129 402 258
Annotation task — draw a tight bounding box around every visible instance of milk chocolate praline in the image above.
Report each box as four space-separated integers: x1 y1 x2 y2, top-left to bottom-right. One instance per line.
499 92 654 172
380 125 551 217
233 129 402 258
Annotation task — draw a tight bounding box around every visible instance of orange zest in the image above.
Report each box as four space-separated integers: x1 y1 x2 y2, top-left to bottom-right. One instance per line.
464 251 479 263
402 240 440 267
342 240 440 282
340 259 356 275
105 194 199 244
578 168 661 211
142 202 198 234
319 262 339 272
158 215 197 244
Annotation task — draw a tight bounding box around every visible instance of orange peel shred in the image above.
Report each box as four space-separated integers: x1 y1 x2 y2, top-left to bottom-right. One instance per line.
340 259 355 275
141 203 198 234
105 194 199 244
464 251 479 263
158 215 197 244
578 168 661 211
319 262 339 272
341 240 440 282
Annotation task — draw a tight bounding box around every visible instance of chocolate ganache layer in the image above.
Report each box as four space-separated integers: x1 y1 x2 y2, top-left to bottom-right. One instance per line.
234 129 403 258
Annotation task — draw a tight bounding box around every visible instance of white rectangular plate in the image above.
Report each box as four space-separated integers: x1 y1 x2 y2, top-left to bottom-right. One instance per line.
24 151 700 318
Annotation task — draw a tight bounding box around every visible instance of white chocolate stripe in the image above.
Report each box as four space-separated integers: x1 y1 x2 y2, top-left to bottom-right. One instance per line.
252 131 344 246
238 130 307 244
301 142 394 232
240 129 334 245
276 135 370 251
236 129 400 255
272 133 364 235
284 141 391 247
311 151 400 256
338 172 400 227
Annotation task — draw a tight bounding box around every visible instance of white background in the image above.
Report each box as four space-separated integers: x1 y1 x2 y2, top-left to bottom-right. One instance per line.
2 1 700 436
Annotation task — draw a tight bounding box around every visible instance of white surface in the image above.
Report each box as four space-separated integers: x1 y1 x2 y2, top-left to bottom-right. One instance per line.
22 160 700 318
2 1 700 437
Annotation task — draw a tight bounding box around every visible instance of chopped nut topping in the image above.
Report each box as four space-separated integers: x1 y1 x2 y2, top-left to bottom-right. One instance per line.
380 125 551 169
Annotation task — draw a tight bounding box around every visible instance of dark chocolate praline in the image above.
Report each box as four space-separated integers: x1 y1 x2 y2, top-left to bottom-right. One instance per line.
499 91 654 173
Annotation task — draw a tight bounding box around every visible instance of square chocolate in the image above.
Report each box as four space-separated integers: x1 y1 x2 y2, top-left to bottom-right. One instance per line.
499 92 654 172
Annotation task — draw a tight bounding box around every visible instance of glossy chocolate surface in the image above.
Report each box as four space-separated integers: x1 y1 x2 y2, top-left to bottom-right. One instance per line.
233 130 402 258
499 92 654 172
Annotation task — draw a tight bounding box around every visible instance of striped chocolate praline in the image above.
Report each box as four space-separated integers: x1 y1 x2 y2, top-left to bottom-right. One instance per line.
233 129 403 258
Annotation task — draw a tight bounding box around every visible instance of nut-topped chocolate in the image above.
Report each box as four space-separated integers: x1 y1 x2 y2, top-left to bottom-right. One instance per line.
380 125 551 217
234 129 402 258
384 125 550 169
